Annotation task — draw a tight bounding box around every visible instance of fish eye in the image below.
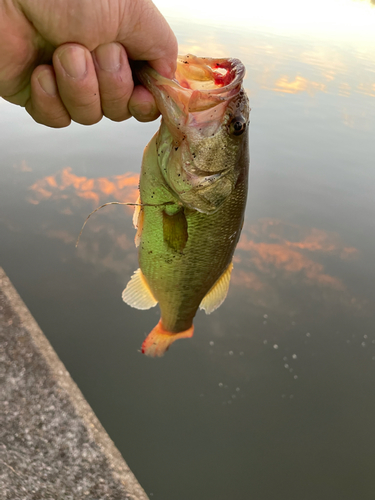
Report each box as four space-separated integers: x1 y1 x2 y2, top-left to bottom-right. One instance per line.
229 117 247 136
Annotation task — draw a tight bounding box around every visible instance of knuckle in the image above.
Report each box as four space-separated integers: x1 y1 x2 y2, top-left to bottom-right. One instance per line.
102 94 130 111
26 96 71 128
28 109 71 128
72 113 103 126
60 93 102 124
62 89 99 109
104 109 131 122
49 111 72 128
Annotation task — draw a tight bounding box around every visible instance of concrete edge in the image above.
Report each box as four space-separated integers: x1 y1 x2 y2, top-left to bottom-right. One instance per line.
0 267 149 500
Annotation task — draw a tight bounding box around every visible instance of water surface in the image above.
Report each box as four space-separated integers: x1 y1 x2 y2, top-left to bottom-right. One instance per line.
1 1 375 498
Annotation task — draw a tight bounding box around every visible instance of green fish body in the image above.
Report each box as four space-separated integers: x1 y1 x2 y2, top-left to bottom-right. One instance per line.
123 55 250 357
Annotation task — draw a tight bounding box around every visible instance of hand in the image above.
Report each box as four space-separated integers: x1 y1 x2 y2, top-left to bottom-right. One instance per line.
0 0 177 127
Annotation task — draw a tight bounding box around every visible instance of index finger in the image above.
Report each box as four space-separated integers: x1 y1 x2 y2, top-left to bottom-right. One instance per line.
118 0 178 78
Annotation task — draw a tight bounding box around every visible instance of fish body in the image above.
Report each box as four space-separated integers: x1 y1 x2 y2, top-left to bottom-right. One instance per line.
123 55 250 357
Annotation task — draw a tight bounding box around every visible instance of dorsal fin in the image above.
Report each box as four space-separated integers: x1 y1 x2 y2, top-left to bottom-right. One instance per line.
122 268 158 310
199 262 233 314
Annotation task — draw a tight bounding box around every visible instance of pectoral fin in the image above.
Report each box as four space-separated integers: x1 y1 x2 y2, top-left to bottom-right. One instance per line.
199 262 233 314
133 195 143 248
132 195 141 228
163 209 188 252
122 268 158 310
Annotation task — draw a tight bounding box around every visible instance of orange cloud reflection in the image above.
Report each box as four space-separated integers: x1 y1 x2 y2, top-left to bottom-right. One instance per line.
28 167 362 312
29 167 139 208
237 236 344 290
273 76 326 95
357 82 375 98
232 219 361 310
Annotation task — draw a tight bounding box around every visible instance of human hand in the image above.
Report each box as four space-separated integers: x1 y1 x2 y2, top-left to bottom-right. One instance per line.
0 0 177 127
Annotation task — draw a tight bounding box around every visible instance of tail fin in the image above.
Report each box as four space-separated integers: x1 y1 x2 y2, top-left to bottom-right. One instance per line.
142 320 194 357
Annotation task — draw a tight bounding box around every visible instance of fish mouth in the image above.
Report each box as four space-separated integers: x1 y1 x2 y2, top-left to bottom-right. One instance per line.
174 54 245 108
136 54 246 135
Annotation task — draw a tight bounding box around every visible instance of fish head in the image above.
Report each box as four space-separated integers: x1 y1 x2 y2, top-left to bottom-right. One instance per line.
137 54 250 213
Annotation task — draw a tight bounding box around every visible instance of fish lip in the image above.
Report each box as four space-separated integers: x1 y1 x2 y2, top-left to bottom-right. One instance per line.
175 54 246 97
136 55 246 113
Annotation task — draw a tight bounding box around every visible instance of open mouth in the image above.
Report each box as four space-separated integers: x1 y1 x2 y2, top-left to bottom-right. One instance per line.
137 54 245 115
176 55 245 92
175 54 245 113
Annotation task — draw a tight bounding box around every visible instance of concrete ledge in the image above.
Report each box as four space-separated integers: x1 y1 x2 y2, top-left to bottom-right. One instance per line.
0 267 149 500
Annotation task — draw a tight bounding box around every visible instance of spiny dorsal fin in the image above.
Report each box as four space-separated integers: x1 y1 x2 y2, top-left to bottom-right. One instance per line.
163 209 188 252
122 268 158 310
199 262 233 315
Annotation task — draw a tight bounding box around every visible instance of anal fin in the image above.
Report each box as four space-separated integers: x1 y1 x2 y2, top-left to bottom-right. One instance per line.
122 268 158 310
199 262 233 315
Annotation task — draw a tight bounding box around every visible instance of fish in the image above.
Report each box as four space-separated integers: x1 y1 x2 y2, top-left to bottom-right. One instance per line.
122 54 250 357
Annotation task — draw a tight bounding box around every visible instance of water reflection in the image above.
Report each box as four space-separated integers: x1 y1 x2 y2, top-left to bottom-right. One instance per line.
1 6 375 499
159 0 375 36
233 219 365 313
177 19 375 113
24 168 366 318
272 76 326 95
28 166 139 207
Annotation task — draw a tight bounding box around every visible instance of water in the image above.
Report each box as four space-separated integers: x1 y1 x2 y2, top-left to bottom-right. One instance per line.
1 1 375 498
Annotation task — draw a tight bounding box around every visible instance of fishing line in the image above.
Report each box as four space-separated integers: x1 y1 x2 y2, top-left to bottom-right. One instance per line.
76 200 174 248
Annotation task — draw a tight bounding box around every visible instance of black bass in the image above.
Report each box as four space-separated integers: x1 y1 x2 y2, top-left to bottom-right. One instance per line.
123 54 250 357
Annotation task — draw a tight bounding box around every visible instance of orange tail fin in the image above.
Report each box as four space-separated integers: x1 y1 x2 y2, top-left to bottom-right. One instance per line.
142 320 194 357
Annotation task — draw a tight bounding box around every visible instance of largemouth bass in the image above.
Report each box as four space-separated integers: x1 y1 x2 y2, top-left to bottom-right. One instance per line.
123 54 250 357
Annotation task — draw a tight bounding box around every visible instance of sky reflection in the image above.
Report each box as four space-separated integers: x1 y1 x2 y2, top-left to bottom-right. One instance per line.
1 7 375 500
23 167 366 319
156 0 375 37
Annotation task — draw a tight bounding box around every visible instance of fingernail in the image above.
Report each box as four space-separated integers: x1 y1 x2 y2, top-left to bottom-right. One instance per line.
152 60 176 80
38 70 57 96
58 46 87 78
95 43 121 72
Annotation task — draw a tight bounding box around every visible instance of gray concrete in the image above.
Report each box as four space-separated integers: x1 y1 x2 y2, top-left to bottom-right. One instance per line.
0 267 149 500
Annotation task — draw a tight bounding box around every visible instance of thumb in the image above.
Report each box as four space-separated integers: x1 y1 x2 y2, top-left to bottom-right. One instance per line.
117 0 178 78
